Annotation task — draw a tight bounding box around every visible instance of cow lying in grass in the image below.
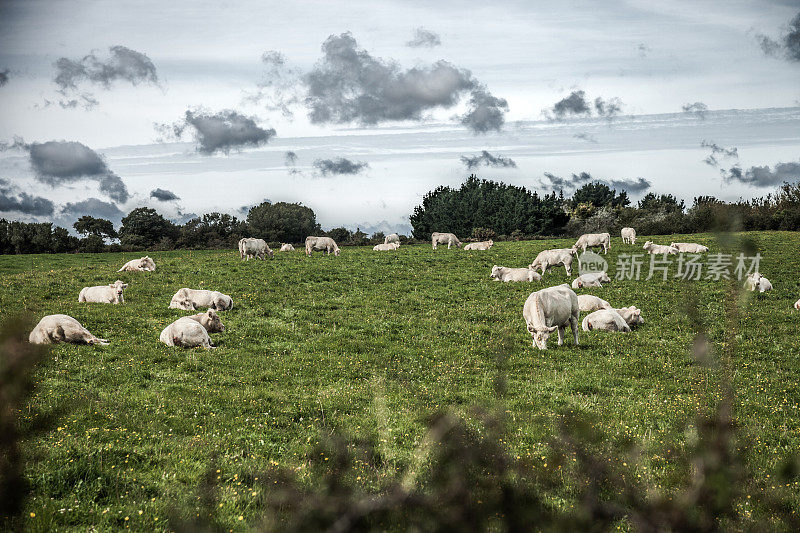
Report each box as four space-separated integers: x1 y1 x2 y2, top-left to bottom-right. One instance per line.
744 272 772 292
373 243 400 251
643 241 678 255
29 315 108 345
118 256 155 272
169 288 233 311
577 295 611 312
79 280 128 304
464 240 493 250
571 272 611 289
670 242 709 253
490 265 541 282
159 310 224 349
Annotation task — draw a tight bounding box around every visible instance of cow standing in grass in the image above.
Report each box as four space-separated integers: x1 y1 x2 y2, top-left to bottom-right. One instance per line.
305 236 340 256
522 284 580 350
621 227 636 244
573 233 610 254
431 232 462 250
529 248 575 276
239 238 273 260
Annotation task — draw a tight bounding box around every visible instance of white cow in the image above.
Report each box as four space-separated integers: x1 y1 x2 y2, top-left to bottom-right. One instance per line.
670 242 709 253
159 310 224 349
239 238 274 260
621 227 636 244
490 265 541 282
305 236 340 256
571 272 611 289
373 242 400 251
794 299 800 310
384 233 400 245
529 248 575 276
169 288 233 311
464 240 493 251
79 280 128 304
280 243 295 252
615 306 644 327
643 241 678 255
522 284 580 350
573 233 611 254
744 272 772 292
29 315 108 345
431 232 462 250
581 309 631 332
118 256 155 272
577 294 611 313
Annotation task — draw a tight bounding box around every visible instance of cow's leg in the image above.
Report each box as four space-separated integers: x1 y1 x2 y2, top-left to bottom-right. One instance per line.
557 326 564 346
570 314 579 345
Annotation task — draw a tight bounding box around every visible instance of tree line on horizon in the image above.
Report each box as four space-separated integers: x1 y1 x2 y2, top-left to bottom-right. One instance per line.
2 175 800 254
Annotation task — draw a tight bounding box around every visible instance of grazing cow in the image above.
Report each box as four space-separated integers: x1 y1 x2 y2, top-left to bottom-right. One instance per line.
373 242 400 251
305 236 340 256
169 288 233 311
384 233 400 245
529 248 575 276
670 242 709 253
280 243 295 252
744 272 772 292
621 227 636 244
79 280 128 304
643 241 678 255
573 233 611 254
522 284 580 350
431 232 462 250
29 315 108 345
159 310 224 349
118 256 155 272
615 306 644 327
571 272 611 289
490 265 541 282
577 294 611 313
464 240 493 251
239 238 273 260
581 309 631 332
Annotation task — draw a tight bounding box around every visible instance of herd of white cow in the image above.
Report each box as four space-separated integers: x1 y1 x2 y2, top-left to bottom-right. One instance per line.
28 228 794 350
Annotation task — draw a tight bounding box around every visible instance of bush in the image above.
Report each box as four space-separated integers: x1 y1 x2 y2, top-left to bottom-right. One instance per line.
247 202 321 244
471 227 496 241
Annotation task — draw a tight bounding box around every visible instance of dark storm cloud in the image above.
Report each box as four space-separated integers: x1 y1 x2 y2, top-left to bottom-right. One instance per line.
54 45 158 91
756 12 800 62
540 171 651 193
406 28 442 48
52 45 158 109
0 179 55 216
150 188 180 201
313 157 369 176
164 110 277 154
460 150 516 169
721 161 800 187
701 140 738 167
303 32 507 133
61 197 124 221
460 88 508 133
681 101 708 118
25 140 129 203
0 69 9 87
550 90 591 119
594 96 623 119
284 151 298 166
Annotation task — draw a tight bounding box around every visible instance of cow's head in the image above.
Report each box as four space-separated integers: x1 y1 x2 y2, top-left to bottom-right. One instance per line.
598 271 611 283
110 280 128 297
202 309 225 333
334 248 340 256
528 324 557 350
490 265 500 279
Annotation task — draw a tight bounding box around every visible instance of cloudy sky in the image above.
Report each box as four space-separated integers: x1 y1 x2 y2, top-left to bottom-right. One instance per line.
0 0 799 234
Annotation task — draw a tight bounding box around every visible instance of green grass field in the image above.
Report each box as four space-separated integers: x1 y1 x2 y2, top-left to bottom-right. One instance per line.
3 231 800 530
